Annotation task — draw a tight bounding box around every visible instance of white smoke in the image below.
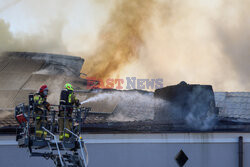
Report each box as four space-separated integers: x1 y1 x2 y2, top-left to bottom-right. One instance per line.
81 91 167 122
81 90 217 130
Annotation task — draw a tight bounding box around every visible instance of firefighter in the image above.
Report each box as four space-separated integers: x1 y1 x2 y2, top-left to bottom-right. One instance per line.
59 83 80 141
34 85 50 139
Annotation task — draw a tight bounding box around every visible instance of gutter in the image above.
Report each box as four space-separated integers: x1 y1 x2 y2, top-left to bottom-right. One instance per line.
239 136 243 167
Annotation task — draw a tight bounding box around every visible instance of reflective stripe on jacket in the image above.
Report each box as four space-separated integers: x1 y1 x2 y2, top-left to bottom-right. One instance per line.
34 93 47 110
60 89 78 105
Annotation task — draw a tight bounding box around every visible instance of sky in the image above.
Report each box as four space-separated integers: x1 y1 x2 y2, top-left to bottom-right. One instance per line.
0 0 250 91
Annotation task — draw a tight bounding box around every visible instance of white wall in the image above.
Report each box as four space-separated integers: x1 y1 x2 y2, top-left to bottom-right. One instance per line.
0 133 248 167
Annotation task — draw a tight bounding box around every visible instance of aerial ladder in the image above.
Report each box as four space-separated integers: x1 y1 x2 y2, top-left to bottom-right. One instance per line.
15 94 91 167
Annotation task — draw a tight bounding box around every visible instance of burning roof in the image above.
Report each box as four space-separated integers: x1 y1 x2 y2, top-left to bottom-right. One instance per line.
0 52 250 133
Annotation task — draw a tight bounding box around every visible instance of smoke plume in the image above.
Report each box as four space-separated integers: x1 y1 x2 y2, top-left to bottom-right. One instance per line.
1 0 250 91
0 18 67 54
216 0 250 88
82 0 155 79
81 0 250 91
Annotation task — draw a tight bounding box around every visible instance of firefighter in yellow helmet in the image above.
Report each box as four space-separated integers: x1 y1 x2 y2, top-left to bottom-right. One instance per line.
34 85 50 139
58 83 80 141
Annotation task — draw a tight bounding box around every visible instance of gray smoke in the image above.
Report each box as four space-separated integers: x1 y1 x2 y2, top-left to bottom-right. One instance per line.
0 18 67 54
81 89 217 130
181 87 217 130
185 112 216 130
1 1 250 91
154 84 217 130
216 0 250 87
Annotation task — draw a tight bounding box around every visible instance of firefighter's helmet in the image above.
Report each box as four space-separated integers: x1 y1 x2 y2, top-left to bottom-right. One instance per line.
65 83 74 91
39 85 48 96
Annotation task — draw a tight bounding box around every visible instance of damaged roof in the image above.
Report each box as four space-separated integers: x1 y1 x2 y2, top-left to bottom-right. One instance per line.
1 52 250 133
2 90 250 133
0 51 85 109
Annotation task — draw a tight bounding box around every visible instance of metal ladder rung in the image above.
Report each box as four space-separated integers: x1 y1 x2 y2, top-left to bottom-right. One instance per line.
42 127 65 166
65 128 88 167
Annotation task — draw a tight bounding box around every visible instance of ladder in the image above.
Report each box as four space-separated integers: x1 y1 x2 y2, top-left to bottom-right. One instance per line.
30 127 89 167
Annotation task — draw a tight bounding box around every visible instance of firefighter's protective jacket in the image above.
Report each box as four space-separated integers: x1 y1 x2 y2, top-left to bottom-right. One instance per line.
34 93 49 110
60 89 79 106
59 89 79 140
33 93 49 137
